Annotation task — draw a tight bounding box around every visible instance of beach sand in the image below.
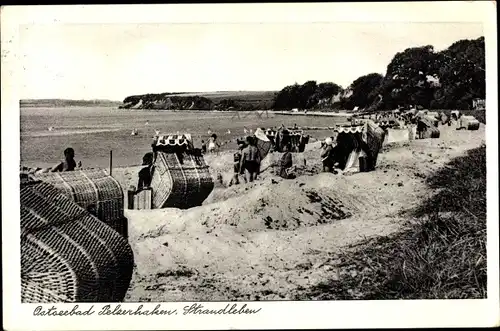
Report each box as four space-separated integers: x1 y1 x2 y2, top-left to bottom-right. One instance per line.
109 123 486 301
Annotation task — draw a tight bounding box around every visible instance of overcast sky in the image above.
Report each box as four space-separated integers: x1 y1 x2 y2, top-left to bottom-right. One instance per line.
19 22 483 101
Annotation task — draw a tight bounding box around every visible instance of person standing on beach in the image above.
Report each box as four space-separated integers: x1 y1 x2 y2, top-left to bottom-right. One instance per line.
240 136 261 182
229 140 246 186
416 120 426 139
201 140 207 154
279 144 294 179
321 138 334 172
51 147 80 172
208 134 220 154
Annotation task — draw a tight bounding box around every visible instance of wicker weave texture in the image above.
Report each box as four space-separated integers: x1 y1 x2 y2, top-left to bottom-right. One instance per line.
151 152 214 209
466 122 480 130
418 117 441 138
33 170 125 237
21 181 134 303
421 126 441 138
459 116 480 130
421 115 439 128
365 120 386 167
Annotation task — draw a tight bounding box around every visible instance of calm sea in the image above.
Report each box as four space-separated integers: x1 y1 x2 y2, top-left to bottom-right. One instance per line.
20 107 346 169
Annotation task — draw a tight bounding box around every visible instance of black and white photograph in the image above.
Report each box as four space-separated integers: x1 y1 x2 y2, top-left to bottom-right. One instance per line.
2 2 499 330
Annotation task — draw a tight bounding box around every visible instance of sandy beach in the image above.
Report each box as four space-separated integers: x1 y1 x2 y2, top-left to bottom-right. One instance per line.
107 123 486 301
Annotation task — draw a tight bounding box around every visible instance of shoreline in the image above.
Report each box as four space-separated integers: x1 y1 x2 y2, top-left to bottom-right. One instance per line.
272 110 352 117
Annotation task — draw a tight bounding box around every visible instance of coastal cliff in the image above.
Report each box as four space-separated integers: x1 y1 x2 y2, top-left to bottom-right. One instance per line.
119 91 276 111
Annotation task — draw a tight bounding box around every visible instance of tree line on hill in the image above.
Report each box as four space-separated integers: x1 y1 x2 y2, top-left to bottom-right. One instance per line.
119 36 484 112
273 36 485 111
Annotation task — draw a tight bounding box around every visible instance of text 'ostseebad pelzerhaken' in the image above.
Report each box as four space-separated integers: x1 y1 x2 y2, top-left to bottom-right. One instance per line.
33 303 262 316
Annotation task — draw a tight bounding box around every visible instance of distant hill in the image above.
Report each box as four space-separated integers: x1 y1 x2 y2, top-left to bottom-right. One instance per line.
20 99 122 108
120 91 277 111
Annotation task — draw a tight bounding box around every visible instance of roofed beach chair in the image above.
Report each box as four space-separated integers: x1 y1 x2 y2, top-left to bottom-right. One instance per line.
21 180 134 303
33 169 128 239
418 116 441 139
457 115 480 130
151 134 214 209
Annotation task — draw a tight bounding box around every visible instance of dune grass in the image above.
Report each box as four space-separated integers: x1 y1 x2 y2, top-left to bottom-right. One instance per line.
294 145 487 300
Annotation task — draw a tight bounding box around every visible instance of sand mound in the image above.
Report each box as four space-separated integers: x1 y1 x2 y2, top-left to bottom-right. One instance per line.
125 172 369 278
128 173 360 238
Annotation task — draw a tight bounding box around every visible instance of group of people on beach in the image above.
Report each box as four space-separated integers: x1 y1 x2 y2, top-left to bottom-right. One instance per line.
201 134 221 154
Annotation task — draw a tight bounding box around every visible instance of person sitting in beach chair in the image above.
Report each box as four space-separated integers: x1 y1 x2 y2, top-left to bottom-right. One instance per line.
279 144 295 179
51 147 81 172
136 152 155 193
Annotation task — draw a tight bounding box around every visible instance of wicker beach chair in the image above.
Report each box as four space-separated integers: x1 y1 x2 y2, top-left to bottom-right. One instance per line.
21 180 134 303
151 151 214 209
458 116 480 130
365 120 386 167
150 134 214 209
33 170 127 238
418 117 441 138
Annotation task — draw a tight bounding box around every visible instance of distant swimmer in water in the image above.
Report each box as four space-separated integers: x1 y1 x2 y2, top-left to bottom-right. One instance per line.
131 128 138 136
48 126 54 132
145 120 149 126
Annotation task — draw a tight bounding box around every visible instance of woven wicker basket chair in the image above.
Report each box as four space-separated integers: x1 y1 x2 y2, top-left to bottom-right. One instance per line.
418 117 441 138
33 169 127 238
365 120 386 167
21 180 134 303
457 115 480 130
151 134 214 209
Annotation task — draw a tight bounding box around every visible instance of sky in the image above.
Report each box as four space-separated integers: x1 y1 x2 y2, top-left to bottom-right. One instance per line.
19 22 483 101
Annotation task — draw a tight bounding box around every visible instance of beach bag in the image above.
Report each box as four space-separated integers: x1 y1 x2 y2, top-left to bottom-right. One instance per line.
21 180 134 303
33 170 127 238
